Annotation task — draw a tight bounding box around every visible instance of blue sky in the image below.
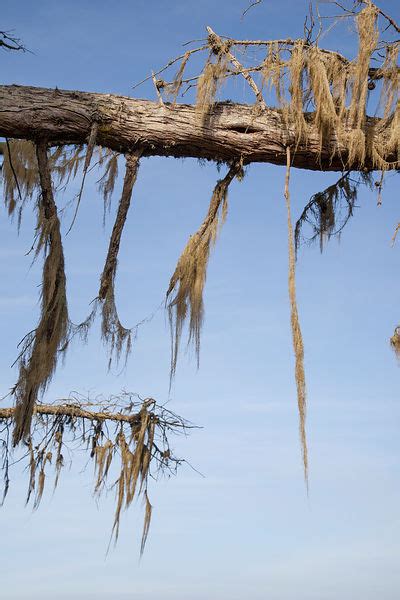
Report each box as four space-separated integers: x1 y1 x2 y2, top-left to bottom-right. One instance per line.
1 1 399 599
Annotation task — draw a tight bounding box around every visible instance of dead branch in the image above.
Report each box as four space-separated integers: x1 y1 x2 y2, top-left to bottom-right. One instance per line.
0 30 26 52
242 0 263 19
1 393 193 552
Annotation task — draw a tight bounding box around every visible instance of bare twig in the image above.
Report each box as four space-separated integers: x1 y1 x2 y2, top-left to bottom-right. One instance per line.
366 2 400 34
132 46 207 90
330 1 399 33
0 30 26 52
242 0 263 19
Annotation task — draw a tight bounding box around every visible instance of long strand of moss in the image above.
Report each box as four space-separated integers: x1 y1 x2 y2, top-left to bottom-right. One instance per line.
166 161 242 380
98 151 142 365
284 146 308 487
12 141 69 446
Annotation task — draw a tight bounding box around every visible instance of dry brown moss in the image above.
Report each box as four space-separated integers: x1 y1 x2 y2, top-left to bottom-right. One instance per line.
2 139 38 221
390 326 400 359
196 53 228 116
1 0 399 507
374 43 400 167
166 161 243 379
2 139 129 386
12 142 69 446
2 140 120 224
288 40 307 142
347 3 380 166
98 152 142 366
307 47 340 144
262 42 284 106
166 51 191 103
284 147 308 485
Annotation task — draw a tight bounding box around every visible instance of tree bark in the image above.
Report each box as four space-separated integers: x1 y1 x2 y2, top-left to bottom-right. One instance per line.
0 84 395 171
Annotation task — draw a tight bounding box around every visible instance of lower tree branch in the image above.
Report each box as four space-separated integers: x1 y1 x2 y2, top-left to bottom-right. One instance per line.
0 394 191 552
1 403 148 425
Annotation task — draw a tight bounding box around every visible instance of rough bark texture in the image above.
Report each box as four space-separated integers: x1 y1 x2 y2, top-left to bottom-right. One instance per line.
0 84 395 171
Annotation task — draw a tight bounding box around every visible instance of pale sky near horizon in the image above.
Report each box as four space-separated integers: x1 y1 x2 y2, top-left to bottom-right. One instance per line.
1 1 400 599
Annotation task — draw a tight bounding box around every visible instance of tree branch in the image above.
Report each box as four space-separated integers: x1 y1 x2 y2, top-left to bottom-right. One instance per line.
0 400 190 427
0 85 397 172
0 31 26 52
242 0 263 19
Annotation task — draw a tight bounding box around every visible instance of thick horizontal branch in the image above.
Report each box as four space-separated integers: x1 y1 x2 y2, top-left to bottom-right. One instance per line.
0 84 396 171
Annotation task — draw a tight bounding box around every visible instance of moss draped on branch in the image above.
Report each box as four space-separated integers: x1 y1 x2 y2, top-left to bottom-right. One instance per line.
1 393 192 552
1 0 399 507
